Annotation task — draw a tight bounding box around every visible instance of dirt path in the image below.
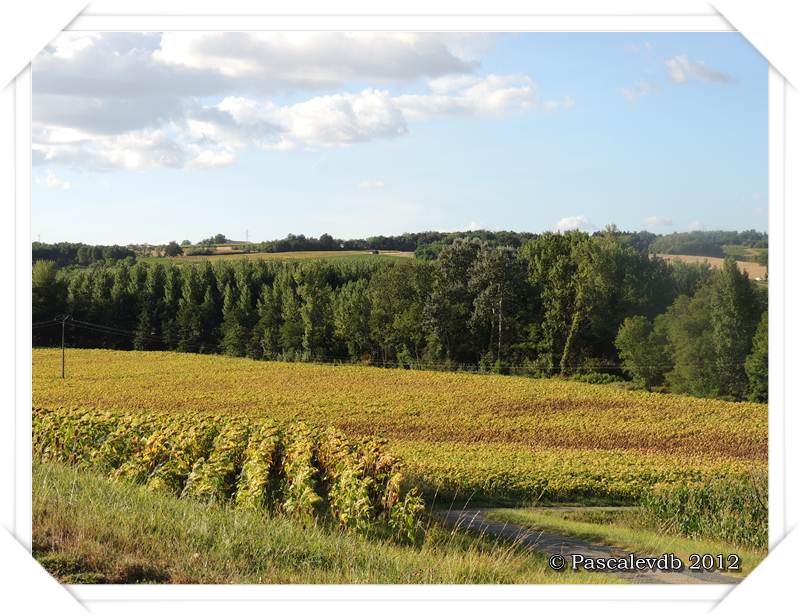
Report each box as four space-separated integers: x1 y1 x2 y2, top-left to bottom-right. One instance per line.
439 508 739 584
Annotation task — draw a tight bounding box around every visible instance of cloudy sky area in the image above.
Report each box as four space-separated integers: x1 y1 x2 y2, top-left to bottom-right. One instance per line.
32 32 766 244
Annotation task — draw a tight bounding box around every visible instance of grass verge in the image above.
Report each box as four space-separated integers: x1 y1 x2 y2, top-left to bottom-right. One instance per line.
33 462 607 584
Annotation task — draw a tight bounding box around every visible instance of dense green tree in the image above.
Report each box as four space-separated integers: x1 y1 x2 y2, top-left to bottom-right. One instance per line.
368 261 433 365
274 269 303 358
253 284 282 359
134 263 166 350
296 265 334 360
710 258 762 399
425 239 481 364
32 261 67 346
332 278 371 360
33 242 134 267
161 265 183 348
220 284 246 356
520 232 585 373
88 268 116 343
218 267 258 357
164 241 182 257
107 263 137 348
669 260 715 297
175 267 206 353
468 245 527 369
660 290 719 398
521 230 672 374
32 260 66 322
745 311 768 402
614 315 671 388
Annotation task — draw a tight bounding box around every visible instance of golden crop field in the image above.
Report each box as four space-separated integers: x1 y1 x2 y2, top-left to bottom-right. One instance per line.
656 254 767 279
32 348 767 504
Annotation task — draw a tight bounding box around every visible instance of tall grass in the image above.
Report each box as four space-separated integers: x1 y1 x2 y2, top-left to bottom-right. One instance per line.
33 461 604 584
640 470 767 549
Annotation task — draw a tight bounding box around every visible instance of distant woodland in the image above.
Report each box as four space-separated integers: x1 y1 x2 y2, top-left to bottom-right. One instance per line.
33 228 768 402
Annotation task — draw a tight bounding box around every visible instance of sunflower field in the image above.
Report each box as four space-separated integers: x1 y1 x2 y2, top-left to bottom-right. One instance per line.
33 405 425 543
32 348 768 506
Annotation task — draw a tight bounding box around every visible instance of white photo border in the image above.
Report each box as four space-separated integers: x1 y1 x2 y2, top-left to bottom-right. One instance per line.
8 4 789 613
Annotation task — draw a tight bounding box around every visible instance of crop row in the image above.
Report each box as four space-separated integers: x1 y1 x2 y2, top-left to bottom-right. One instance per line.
31 350 768 506
32 406 425 543
32 349 768 460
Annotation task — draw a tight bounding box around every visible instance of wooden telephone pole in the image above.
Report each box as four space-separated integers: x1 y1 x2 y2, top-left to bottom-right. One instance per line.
57 315 72 378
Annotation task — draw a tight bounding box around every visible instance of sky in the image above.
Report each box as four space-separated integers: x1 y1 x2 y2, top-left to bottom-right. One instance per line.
31 32 767 245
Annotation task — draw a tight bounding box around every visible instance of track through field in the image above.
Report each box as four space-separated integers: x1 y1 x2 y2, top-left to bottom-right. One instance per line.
439 508 739 584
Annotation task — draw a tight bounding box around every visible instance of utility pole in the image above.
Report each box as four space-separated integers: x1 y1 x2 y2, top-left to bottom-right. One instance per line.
57 314 71 378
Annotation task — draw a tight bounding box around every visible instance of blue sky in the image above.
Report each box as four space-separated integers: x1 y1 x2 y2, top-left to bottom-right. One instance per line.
32 32 767 245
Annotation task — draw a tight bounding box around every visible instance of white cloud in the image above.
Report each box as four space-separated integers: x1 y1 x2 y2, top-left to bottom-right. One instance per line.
33 125 235 171
467 221 482 231
32 33 572 171
220 75 566 151
428 74 485 94
688 220 705 232
35 169 71 190
621 80 661 102
35 74 571 169
556 215 594 233
396 74 568 120
153 32 480 85
358 180 385 190
50 33 102 60
36 32 482 101
665 55 731 84
644 215 672 227
31 32 486 168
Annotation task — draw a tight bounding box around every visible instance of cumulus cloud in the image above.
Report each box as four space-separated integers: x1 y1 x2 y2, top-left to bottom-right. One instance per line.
50 32 102 60
665 55 731 84
35 75 570 169
33 122 236 172
210 75 560 152
153 32 480 86
36 32 482 100
397 73 569 120
358 180 385 190
688 220 705 232
644 215 672 227
467 221 482 231
32 32 571 171
32 32 486 169
621 80 661 102
556 215 594 233
35 169 71 190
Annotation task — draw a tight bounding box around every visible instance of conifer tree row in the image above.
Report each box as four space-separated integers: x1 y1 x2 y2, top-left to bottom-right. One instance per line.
32 231 768 401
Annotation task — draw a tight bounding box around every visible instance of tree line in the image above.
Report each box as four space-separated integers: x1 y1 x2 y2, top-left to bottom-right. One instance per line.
31 242 135 267
34 229 768 266
248 230 540 256
32 230 767 402
649 230 768 258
